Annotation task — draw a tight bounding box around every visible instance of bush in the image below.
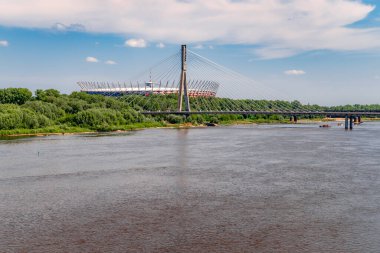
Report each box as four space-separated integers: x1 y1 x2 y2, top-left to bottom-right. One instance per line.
166 114 184 124
73 108 126 128
121 109 143 124
23 101 65 120
0 104 51 129
68 99 90 114
187 115 204 124
269 114 284 121
209 116 219 124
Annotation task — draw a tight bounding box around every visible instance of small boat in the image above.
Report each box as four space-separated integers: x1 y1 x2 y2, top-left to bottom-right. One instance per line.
319 124 331 128
206 123 217 127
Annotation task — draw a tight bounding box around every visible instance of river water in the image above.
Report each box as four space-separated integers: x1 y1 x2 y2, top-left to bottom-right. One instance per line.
1 123 380 253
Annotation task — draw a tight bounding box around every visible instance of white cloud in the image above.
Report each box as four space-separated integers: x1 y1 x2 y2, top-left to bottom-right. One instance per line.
254 47 300 60
0 40 9 47
0 0 379 58
105 60 116 65
284 70 306 76
86 57 99 63
193 44 204 49
125 38 147 48
194 44 213 50
51 22 85 32
156 42 165 48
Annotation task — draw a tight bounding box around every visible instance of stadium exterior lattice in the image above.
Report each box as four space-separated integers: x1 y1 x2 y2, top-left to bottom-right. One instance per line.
78 80 219 98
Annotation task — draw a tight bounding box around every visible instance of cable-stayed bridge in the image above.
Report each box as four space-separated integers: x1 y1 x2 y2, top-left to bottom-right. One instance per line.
78 45 380 130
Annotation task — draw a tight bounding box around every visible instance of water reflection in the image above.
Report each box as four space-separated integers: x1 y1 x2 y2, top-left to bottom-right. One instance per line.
174 129 189 246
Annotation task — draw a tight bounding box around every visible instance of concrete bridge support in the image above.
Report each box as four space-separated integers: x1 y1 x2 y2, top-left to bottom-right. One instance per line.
350 116 354 130
290 116 298 123
344 115 355 130
345 115 349 130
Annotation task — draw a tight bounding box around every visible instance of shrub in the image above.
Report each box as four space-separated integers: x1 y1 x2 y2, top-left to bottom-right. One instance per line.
187 115 204 124
166 114 184 124
0 104 51 129
73 108 126 128
209 116 219 124
23 101 65 120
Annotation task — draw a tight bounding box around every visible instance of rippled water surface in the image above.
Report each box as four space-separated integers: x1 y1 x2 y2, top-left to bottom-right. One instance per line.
1 123 380 252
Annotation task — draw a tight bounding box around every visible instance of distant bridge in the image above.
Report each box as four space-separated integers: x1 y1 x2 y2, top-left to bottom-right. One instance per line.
142 110 378 130
142 111 380 117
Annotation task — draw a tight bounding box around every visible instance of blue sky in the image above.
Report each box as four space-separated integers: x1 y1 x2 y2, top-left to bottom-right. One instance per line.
1 0 380 105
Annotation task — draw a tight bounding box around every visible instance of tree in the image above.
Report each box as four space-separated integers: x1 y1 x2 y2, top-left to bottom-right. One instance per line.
35 89 61 101
0 88 32 105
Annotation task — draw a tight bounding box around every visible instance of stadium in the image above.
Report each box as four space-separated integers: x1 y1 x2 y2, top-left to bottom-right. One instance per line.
78 80 219 98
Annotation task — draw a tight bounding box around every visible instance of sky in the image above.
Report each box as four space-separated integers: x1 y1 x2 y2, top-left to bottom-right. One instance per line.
1 0 380 105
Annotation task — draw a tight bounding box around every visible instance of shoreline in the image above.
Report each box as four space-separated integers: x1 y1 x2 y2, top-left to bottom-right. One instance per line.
1 117 380 138
0 121 282 138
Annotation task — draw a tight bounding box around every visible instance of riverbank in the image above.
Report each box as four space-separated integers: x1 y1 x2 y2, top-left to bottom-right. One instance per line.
0 118 288 137
2 117 380 138
0 122 165 137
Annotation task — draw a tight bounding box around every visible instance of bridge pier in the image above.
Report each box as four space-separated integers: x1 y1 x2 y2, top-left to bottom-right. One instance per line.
350 116 354 130
358 116 362 124
293 116 298 124
345 115 349 130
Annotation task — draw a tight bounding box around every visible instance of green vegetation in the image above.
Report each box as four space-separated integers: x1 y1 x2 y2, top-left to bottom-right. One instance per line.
0 88 32 105
0 87 379 136
0 88 160 135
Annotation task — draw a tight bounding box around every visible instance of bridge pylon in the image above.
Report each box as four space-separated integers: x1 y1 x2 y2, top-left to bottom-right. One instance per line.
178 45 191 113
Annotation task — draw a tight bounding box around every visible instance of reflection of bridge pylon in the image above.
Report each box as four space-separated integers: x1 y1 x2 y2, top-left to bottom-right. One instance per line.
178 45 191 113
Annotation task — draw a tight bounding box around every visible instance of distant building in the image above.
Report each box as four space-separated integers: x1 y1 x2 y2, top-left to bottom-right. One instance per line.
78 80 219 97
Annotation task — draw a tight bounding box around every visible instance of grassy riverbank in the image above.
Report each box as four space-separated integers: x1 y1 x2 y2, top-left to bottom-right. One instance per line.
3 117 380 137
0 122 168 137
0 88 299 137
0 119 289 137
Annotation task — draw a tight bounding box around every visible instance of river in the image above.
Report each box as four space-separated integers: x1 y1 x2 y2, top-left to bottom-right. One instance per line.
1 122 380 252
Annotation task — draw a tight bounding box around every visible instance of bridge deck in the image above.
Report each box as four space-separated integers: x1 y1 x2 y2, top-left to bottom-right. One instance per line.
142 111 380 117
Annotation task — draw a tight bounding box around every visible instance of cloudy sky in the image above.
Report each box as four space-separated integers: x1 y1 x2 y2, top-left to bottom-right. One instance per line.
1 0 380 105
